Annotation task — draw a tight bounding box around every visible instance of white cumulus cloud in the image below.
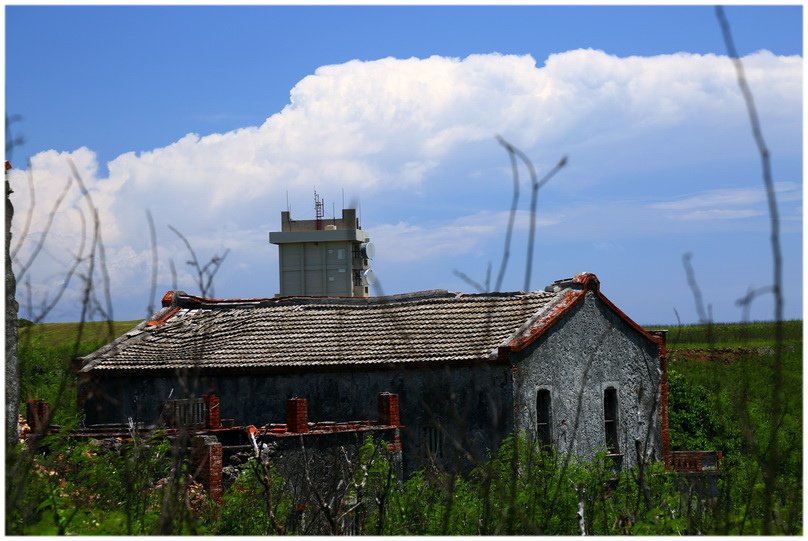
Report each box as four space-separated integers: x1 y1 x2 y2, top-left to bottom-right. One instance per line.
8 49 802 320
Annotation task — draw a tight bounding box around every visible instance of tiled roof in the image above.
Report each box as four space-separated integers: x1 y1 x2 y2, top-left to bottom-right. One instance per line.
78 286 574 372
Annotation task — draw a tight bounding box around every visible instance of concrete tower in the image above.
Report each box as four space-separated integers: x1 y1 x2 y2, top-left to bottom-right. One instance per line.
269 194 374 297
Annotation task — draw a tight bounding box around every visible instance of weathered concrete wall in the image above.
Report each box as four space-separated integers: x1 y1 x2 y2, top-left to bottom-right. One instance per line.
82 363 513 474
512 291 662 469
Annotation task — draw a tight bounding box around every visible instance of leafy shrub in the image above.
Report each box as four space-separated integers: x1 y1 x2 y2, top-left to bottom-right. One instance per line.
667 369 723 451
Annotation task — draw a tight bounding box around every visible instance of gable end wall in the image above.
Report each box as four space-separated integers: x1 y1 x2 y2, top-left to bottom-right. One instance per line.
512 291 662 469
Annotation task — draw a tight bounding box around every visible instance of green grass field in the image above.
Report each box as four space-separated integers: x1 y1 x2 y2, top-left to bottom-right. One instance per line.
18 319 142 350
647 319 802 349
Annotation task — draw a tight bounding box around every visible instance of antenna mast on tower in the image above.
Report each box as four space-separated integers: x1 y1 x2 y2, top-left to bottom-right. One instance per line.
314 190 325 230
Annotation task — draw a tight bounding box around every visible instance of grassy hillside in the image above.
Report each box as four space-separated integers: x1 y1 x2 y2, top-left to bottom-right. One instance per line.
18 319 142 350
646 319 802 349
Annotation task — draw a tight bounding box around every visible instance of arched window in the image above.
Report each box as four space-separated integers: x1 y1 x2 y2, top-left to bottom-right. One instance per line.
537 389 552 445
603 387 619 453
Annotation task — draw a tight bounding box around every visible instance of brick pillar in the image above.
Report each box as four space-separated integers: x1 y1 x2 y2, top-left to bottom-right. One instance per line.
386 428 402 452
377 392 400 426
286 397 308 433
651 331 671 470
205 393 221 429
193 435 223 502
25 399 51 433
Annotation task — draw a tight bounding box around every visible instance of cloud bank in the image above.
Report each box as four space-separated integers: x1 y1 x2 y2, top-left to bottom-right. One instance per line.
8 49 802 321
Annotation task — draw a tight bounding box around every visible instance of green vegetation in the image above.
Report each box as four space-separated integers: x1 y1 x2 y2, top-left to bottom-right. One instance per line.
16 320 141 427
18 319 142 350
6 320 802 534
647 319 802 349
665 325 802 535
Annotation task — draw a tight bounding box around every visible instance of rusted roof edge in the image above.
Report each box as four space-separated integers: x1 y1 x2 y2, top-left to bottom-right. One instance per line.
501 272 660 354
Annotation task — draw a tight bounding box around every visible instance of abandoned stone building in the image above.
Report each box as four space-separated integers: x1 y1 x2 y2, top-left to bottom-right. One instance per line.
76 207 671 474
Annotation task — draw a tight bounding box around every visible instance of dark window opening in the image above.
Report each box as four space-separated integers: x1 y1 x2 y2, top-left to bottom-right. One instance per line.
604 387 619 453
536 389 552 446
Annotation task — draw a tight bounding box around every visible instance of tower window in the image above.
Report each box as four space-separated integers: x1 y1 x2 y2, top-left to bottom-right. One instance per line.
604 387 619 454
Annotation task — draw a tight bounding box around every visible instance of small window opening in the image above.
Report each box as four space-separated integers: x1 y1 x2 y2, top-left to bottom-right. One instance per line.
536 389 552 446
604 387 619 454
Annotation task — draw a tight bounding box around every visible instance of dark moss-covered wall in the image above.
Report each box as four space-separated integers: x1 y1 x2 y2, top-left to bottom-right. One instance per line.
81 362 512 473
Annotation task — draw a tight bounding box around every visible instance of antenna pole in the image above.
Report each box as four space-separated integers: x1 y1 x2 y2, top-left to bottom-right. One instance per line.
314 190 324 230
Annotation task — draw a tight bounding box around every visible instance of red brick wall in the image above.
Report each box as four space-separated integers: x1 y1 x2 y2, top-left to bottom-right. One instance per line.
651 331 671 469
671 451 723 473
377 392 400 426
386 429 402 453
205 393 221 429
193 435 223 502
286 397 309 433
25 399 51 433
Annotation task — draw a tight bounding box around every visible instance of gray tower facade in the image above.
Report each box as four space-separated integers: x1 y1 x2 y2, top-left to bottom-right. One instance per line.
269 207 374 297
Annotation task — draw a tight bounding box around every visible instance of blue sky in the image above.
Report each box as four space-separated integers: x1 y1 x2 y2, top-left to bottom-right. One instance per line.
5 4 803 325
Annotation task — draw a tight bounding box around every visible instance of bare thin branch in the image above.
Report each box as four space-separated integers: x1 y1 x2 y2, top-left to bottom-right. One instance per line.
14 174 73 282
9 166 35 260
735 285 775 322
26 208 88 325
169 259 178 290
682 252 710 324
716 5 783 328
494 135 520 292
69 160 114 332
168 225 228 298
495 135 566 292
452 269 485 293
521 153 567 292
146 210 158 316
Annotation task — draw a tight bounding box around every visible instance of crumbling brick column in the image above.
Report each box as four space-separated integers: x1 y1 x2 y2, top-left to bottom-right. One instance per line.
192 435 223 502
205 393 221 429
286 397 308 433
25 399 51 433
651 330 671 469
377 392 400 426
386 429 402 453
